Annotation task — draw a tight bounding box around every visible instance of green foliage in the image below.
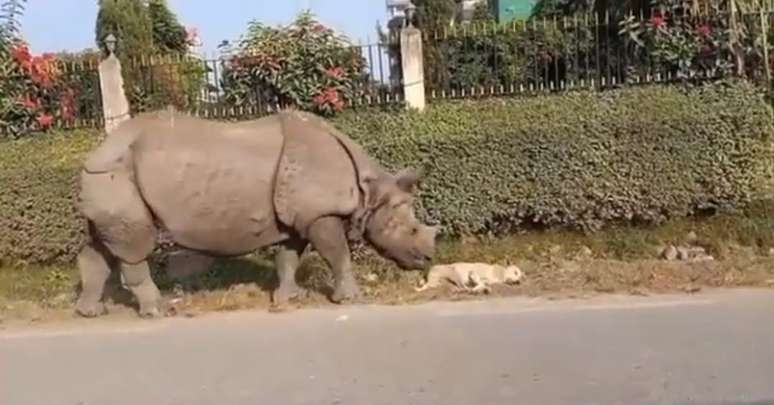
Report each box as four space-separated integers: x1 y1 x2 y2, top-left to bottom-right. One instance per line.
424 20 594 91
1 81 773 265
0 0 26 37
220 11 367 115
333 81 774 236
618 1 737 80
95 0 207 114
0 43 97 139
147 0 188 54
95 0 155 58
0 129 98 266
412 0 458 30
0 0 26 135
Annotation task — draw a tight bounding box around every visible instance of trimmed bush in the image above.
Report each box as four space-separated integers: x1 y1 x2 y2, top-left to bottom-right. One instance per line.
1 81 772 266
333 80 774 235
0 130 97 266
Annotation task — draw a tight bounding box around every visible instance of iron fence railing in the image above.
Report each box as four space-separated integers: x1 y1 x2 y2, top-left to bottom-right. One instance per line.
421 7 774 100
120 42 404 120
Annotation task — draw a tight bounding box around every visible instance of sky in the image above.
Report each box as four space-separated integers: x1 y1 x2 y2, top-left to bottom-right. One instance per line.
21 0 390 56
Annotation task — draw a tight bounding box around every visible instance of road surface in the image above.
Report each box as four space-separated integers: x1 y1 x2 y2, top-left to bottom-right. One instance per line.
2 289 774 405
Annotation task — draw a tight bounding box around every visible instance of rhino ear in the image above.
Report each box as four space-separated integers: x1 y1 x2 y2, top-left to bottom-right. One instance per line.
396 168 422 194
365 176 390 209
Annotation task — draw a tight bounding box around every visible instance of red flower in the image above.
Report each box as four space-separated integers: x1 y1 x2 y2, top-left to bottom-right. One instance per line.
28 55 60 88
313 87 345 112
324 66 345 79
36 113 54 129
697 24 712 37
312 23 329 33
185 27 201 47
17 94 40 111
650 10 666 29
11 43 33 70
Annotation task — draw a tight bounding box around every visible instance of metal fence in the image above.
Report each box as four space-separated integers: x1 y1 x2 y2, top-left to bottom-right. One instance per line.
120 41 403 120
7 6 774 138
421 7 774 100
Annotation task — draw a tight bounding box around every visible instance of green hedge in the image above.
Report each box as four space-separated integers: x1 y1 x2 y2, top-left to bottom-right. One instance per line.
0 130 98 266
335 80 774 235
1 81 773 266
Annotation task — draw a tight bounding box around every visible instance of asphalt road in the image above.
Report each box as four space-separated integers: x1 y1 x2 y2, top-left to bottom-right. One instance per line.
2 289 774 405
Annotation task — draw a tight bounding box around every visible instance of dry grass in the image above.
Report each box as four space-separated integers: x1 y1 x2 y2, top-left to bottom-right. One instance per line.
3 203 774 324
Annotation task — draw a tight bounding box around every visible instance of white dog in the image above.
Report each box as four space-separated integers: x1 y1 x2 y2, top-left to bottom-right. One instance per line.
415 262 524 294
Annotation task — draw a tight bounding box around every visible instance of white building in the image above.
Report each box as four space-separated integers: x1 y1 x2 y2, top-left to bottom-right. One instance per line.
385 0 488 28
386 0 412 19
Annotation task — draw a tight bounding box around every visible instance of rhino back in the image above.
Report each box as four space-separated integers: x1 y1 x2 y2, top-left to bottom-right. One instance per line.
131 114 287 255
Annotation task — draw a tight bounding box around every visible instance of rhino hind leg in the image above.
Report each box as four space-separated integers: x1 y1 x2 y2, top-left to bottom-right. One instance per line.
271 238 309 307
78 170 161 318
307 216 362 304
75 240 113 318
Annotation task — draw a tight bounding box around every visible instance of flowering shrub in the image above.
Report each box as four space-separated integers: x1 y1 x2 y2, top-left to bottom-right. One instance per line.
619 1 736 79
2 43 61 136
220 11 366 115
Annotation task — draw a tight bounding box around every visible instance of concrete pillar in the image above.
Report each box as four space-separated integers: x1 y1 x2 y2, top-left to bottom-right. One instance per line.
98 34 131 134
400 26 426 112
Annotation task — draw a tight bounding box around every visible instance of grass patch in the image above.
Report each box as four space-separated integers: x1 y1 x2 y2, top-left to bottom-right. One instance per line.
2 201 774 322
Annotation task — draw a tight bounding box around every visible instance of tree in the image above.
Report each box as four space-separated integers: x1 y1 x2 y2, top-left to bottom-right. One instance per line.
147 0 188 54
412 0 458 31
1 0 26 38
95 0 154 58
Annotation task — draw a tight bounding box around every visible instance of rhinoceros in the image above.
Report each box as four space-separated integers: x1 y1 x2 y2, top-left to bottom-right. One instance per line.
74 108 438 318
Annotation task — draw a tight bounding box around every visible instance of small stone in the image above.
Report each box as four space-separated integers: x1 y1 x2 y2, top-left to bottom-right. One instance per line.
691 254 715 262
686 231 698 244
676 247 691 261
661 245 679 261
683 285 702 294
461 235 479 245
365 273 379 283
576 246 593 259
767 248 774 257
630 288 649 297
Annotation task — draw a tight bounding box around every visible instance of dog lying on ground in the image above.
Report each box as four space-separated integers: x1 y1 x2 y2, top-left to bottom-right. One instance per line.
415 262 524 294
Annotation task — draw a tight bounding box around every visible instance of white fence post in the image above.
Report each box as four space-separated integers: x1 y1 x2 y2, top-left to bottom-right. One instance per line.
98 34 131 134
400 17 426 112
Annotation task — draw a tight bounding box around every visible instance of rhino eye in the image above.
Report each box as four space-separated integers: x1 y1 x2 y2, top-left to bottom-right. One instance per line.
410 227 418 236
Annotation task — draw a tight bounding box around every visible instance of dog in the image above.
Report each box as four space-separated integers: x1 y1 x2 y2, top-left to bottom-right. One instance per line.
415 262 524 294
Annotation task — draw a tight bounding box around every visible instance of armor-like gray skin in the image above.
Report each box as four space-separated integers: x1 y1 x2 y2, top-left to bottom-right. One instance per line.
75 108 437 318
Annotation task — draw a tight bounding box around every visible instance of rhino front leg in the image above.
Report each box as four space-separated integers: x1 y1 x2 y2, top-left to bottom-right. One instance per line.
120 260 162 318
308 216 361 304
272 238 309 306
